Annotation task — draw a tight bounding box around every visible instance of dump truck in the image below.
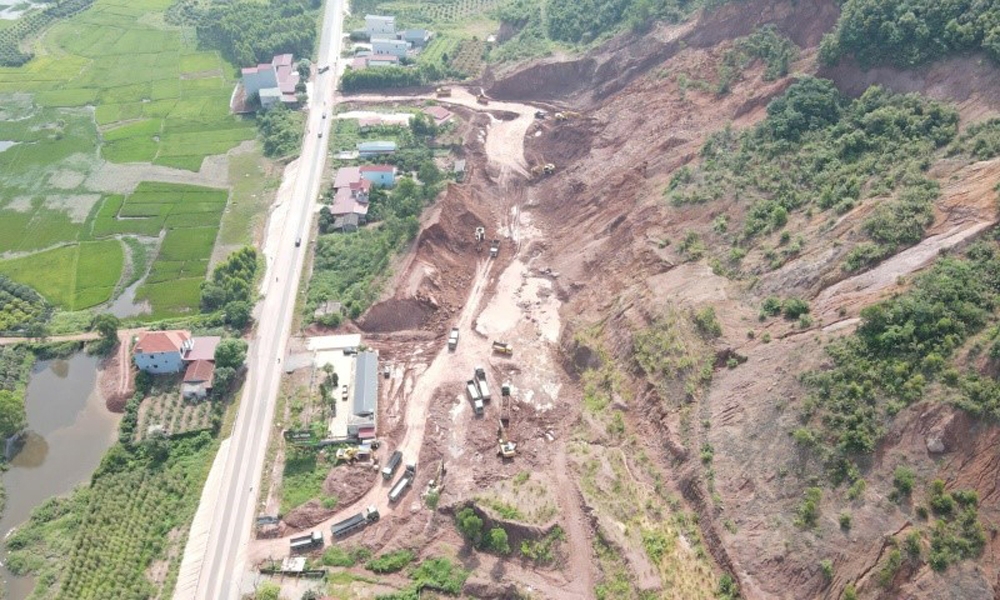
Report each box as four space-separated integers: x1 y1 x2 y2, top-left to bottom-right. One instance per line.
534 110 547 119
466 379 484 416
492 341 513 356
289 531 324 553
388 463 416 503
448 327 460 351
474 367 491 402
435 86 451 97
381 450 403 480
501 382 511 397
489 239 500 258
331 505 379 539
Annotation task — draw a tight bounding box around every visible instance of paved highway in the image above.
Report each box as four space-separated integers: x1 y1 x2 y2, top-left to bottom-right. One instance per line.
187 0 346 597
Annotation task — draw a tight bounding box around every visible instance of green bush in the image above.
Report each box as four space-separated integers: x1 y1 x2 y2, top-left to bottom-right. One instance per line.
693 306 722 338
366 549 416 573
794 487 822 529
485 527 511 555
891 467 916 501
802 241 1000 471
455 507 484 546
716 25 798 94
256 106 305 158
781 298 810 319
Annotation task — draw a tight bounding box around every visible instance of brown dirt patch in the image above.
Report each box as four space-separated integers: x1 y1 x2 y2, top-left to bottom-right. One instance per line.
323 463 380 508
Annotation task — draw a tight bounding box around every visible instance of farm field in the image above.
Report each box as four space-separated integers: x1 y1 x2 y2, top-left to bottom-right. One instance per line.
0 0 258 318
0 240 124 310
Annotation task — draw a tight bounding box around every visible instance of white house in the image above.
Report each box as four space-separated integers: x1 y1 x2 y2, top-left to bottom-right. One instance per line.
365 14 395 36
133 330 191 373
372 38 410 58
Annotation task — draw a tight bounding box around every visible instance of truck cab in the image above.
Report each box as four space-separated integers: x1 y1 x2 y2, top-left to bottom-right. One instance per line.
295 236 302 247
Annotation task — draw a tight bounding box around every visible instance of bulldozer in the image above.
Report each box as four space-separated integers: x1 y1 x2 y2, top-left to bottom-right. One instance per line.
530 163 555 178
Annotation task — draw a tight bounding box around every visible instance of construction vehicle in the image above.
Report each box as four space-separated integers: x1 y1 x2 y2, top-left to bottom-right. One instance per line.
554 110 581 121
489 239 500 259
530 163 555 178
492 341 513 356
289 531 324 553
475 226 485 242
331 505 380 539
435 86 451 97
497 424 516 459
474 367 491 402
381 450 403 480
477 92 489 105
534 110 547 119
388 463 416 503
335 447 359 463
466 379 484 416
341 384 349 402
448 327 459 351
498 390 515 458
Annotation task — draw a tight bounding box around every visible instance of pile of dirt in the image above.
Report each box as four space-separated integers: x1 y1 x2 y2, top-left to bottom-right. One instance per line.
359 298 435 332
282 500 336 531
322 463 379 508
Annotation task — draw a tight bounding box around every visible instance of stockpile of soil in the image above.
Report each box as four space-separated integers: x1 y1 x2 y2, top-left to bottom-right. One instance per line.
282 500 336 531
360 299 434 332
323 463 379 507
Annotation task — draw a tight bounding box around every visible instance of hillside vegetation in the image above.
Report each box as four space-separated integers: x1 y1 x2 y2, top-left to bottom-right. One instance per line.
667 77 959 273
821 0 1000 68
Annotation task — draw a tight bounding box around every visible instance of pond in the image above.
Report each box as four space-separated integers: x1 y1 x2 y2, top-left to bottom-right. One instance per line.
0 353 121 600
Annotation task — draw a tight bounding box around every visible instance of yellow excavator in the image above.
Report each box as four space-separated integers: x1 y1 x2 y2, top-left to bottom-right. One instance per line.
554 110 582 121
335 447 359 463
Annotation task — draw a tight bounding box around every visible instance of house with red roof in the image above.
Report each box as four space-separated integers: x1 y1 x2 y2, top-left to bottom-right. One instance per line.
133 331 222 397
359 164 397 187
133 330 191 373
182 360 216 399
423 105 453 127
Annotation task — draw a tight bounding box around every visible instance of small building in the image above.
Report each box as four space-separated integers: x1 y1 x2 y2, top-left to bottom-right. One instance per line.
133 330 191 374
357 141 397 157
423 105 453 127
400 29 431 47
333 213 362 232
353 351 378 417
372 38 410 59
330 187 369 223
182 359 215 399
241 53 299 109
334 166 361 189
359 164 396 187
259 88 282 109
313 300 343 320
453 159 466 182
365 14 395 36
367 54 401 68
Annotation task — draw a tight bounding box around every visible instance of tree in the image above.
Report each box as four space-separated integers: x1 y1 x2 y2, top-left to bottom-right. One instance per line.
91 313 120 355
455 507 483 546
0 389 26 439
224 300 252 330
212 366 237 397
255 581 282 600
214 338 248 370
486 527 510 554
418 160 441 186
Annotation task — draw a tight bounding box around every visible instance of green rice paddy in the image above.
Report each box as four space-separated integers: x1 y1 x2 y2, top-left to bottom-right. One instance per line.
0 0 261 317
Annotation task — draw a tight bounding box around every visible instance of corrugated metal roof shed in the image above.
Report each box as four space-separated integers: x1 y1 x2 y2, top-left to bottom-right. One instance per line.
353 351 378 417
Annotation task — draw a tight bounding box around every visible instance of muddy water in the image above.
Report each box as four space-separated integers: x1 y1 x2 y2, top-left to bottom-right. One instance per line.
0 354 120 600
108 279 151 318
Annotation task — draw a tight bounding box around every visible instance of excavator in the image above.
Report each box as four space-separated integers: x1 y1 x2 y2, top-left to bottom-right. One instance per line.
476 89 490 105
497 383 516 459
335 447 359 464
554 110 582 121
530 163 556 178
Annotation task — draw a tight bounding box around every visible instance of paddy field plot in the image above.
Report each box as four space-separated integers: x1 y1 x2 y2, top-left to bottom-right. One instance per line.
0 0 259 317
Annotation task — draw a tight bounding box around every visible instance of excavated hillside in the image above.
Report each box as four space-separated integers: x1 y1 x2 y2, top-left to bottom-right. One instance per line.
468 0 1000 598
